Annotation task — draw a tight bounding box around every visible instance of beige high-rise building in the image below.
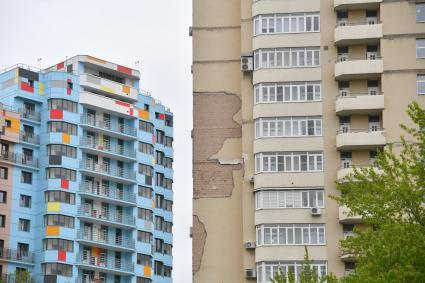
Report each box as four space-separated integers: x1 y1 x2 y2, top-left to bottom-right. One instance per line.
191 0 425 282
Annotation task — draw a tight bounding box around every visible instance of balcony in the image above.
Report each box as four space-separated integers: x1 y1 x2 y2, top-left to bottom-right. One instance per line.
79 92 137 119
339 206 362 224
76 229 135 252
337 165 383 180
335 58 383 80
19 132 40 146
80 138 136 162
19 109 41 123
79 180 136 206
76 253 134 276
80 73 138 103
79 160 136 184
80 116 137 140
0 151 38 169
335 23 382 45
340 251 356 262
334 0 382 10
0 248 35 265
77 207 136 229
336 93 384 115
336 128 386 150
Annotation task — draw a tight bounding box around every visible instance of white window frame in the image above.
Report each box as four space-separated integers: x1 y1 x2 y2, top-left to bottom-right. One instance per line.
256 224 326 246
253 48 320 69
253 13 320 36
255 117 322 138
418 75 425 95
257 261 327 283
256 189 325 210
417 39 425 59
254 82 321 104
255 152 323 173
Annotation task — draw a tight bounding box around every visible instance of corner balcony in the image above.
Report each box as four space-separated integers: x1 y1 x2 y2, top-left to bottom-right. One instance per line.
80 138 136 162
334 0 382 10
335 58 383 80
76 254 134 276
80 116 137 140
336 128 386 150
335 23 382 45
336 93 384 115
339 206 362 224
80 73 138 103
19 109 41 123
79 92 137 119
0 151 38 169
79 181 136 207
77 207 135 229
79 160 136 184
0 248 35 265
76 229 135 252
20 132 40 146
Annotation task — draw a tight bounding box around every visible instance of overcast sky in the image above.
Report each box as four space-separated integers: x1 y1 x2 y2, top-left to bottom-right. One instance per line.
0 0 193 282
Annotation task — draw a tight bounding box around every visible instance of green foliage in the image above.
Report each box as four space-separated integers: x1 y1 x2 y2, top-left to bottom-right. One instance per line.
332 101 425 283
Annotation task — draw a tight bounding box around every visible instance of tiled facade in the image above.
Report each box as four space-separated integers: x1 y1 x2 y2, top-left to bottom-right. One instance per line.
0 55 173 283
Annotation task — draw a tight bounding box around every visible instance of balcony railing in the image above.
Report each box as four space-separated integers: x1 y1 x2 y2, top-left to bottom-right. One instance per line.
0 248 35 264
80 138 136 159
79 180 136 204
19 109 41 122
76 253 134 273
77 206 135 227
80 116 137 137
76 229 135 250
0 151 38 168
79 160 136 181
336 127 384 134
19 133 40 145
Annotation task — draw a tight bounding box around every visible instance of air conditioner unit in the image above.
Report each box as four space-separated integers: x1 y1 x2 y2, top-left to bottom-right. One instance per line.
244 241 256 249
245 269 257 279
241 56 253 72
311 207 322 217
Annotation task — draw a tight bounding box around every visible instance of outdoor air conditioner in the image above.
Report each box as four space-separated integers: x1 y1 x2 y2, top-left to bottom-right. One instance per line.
245 269 257 279
241 55 253 72
244 241 256 249
311 207 322 217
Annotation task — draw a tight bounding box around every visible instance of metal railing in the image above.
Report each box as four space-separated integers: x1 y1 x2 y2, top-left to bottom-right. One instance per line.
77 206 135 226
80 116 137 137
19 133 40 145
76 229 135 249
76 253 134 273
80 138 136 159
336 54 382 63
79 181 136 204
0 151 38 168
0 248 35 264
18 109 41 122
336 92 382 98
336 127 384 134
79 160 136 181
336 20 382 28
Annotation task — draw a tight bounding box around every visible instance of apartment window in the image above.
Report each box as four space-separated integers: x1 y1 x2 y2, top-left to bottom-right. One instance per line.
256 189 324 209
45 191 75 204
20 195 31 208
154 261 163 276
0 215 5 227
139 121 154 133
46 167 76 181
137 230 153 243
42 263 73 277
144 104 150 111
418 75 425 95
255 117 322 138
138 208 153 222
137 254 152 266
136 277 152 283
164 178 173 190
156 151 165 166
165 136 173 147
156 130 165 144
164 266 172 277
257 261 327 283
254 81 321 103
156 172 164 187
138 164 153 176
256 224 325 246
0 167 8 180
139 142 154 155
255 152 323 173
164 199 173 212
165 115 173 127
253 13 320 35
21 171 32 184
44 214 74 228
5 120 11 128
138 186 152 198
43 238 74 252
417 3 425 22
0 191 6 204
19 219 30 232
155 216 172 233
164 243 172 256
254 48 320 69
48 121 77 135
47 144 76 158
48 99 78 113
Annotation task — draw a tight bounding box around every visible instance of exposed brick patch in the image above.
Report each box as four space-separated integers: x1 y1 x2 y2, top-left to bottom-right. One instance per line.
192 215 207 275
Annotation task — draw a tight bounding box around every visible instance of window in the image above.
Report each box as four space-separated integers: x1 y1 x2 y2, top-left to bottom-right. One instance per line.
47 144 76 158
137 254 152 266
138 186 153 198
45 191 75 204
417 39 425 58
0 167 8 179
155 216 172 233
44 214 74 228
46 167 76 181
20 195 31 208
5 120 11 128
139 164 153 176
156 151 165 166
138 208 153 221
255 152 323 173
254 48 320 69
154 261 163 276
137 277 152 283
42 263 73 277
156 130 165 144
48 99 78 113
256 189 324 209
164 243 172 256
139 142 154 155
0 191 6 204
417 3 425 22
418 75 425 95
19 219 30 232
253 13 320 35
165 115 173 127
164 266 172 277
137 230 153 243
255 117 322 138
165 136 173 147
0 215 5 227
256 224 325 246
43 238 74 252
255 81 321 103
21 171 32 184
139 121 154 133
257 261 327 283
48 121 77 135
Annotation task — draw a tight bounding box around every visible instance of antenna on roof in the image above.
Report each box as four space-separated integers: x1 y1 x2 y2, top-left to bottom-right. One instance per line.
37 58 42 70
135 60 140 73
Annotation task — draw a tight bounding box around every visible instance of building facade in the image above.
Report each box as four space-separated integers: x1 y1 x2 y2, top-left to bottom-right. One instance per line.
192 0 425 282
0 55 174 283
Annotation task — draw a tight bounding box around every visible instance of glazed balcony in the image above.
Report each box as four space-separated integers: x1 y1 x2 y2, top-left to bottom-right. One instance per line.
79 91 137 119
20 132 40 145
335 22 382 45
339 206 362 224
335 57 383 80
79 160 136 184
0 248 35 265
334 0 382 10
80 138 136 162
0 151 38 168
336 128 386 150
336 93 384 115
76 229 135 252
19 108 41 122
79 180 136 206
77 207 135 229
80 116 137 140
80 73 138 103
76 253 134 276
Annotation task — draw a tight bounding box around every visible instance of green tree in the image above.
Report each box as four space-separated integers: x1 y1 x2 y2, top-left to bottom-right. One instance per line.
333 101 425 283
